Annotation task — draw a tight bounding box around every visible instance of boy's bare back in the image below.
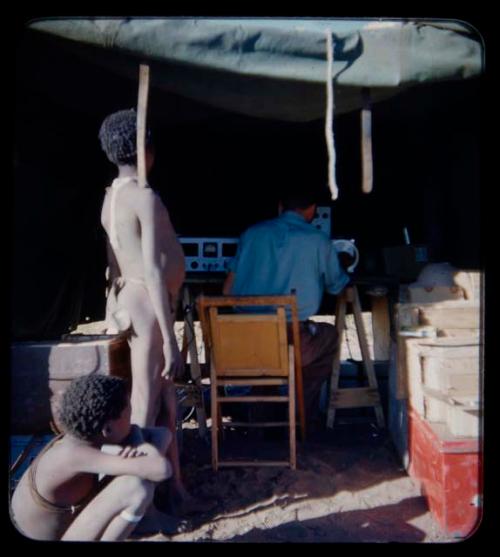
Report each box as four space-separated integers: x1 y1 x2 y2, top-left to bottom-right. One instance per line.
101 180 184 294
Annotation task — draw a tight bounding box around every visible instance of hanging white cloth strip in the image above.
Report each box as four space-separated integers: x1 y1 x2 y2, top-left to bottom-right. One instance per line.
325 30 338 200
361 87 373 194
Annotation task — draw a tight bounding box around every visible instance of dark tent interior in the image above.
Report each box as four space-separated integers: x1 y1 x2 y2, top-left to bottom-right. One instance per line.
13 28 482 340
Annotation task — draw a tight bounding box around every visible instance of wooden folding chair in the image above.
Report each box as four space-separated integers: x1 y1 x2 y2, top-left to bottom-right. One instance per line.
197 295 305 470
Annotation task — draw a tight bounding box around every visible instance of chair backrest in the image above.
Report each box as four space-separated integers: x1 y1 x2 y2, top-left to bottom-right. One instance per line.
208 307 289 377
197 294 306 439
198 296 300 368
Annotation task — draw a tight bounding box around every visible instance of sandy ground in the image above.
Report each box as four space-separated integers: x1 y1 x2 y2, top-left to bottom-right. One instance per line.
71 320 459 543
134 421 458 544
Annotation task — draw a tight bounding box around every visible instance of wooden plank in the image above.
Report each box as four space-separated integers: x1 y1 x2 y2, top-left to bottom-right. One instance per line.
289 300 305 442
396 334 409 400
216 369 289 377
421 356 480 396
288 345 296 470
418 304 480 330
199 295 296 308
401 337 426 415
352 286 385 427
210 359 219 471
447 405 481 438
218 396 288 403
438 328 481 339
217 378 288 386
418 343 480 359
277 308 289 378
330 387 381 409
216 314 282 323
421 389 482 437
423 392 448 423
136 64 149 189
326 291 347 428
213 318 289 376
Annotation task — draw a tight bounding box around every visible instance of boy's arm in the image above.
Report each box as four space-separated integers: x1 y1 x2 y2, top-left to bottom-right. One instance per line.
109 424 170 454
136 190 183 380
105 237 121 287
69 444 171 483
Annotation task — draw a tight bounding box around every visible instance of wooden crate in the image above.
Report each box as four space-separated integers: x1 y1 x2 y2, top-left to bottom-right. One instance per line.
396 300 481 338
10 334 131 434
391 293 482 471
421 355 480 395
397 337 481 420
422 390 482 437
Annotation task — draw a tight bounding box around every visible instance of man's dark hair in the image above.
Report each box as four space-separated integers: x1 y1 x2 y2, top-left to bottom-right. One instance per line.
280 187 321 211
58 375 129 440
98 108 152 166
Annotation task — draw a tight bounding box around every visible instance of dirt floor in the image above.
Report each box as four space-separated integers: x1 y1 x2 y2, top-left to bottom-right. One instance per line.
136 420 458 544
69 321 462 543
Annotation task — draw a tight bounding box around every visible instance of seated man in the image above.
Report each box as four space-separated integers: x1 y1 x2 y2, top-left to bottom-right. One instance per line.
223 187 350 430
10 375 184 541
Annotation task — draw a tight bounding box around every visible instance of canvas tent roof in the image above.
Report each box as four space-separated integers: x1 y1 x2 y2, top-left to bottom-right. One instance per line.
14 17 483 341
28 17 483 122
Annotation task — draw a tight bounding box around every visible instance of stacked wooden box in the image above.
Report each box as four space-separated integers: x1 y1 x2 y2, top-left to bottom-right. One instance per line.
396 300 482 437
10 334 131 434
394 285 482 537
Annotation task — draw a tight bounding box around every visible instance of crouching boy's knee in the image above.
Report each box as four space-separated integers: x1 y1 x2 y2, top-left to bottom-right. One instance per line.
119 475 156 515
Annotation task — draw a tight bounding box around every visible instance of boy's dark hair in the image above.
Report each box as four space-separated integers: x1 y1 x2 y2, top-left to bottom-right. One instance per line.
98 108 152 166
58 375 129 440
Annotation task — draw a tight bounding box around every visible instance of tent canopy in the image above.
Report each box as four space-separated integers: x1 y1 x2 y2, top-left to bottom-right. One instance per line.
28 17 483 122
14 18 483 340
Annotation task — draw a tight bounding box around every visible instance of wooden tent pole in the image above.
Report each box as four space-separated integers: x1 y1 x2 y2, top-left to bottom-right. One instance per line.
137 64 150 189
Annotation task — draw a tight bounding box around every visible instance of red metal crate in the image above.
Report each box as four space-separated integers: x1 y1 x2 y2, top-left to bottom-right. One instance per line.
407 406 482 538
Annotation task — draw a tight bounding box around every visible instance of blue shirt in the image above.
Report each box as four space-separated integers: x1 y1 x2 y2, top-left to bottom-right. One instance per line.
229 211 350 321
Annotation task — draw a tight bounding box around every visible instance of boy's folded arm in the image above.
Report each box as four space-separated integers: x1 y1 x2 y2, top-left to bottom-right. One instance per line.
71 445 171 482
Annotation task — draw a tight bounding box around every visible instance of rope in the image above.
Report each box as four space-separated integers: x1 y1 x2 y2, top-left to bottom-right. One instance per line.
325 30 338 200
